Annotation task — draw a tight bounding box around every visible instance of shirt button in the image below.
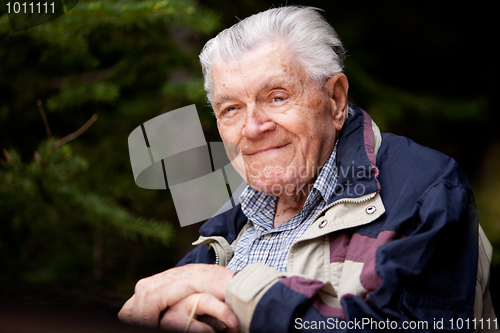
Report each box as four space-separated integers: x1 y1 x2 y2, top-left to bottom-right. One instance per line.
264 234 272 240
318 219 328 228
366 205 376 214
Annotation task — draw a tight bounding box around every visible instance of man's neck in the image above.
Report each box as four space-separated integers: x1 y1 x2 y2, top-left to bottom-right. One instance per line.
273 182 313 228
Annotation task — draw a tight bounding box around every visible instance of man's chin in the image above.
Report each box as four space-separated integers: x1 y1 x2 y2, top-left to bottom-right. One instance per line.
246 177 300 197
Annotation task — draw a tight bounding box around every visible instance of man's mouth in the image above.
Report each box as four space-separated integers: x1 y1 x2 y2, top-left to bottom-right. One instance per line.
247 143 290 156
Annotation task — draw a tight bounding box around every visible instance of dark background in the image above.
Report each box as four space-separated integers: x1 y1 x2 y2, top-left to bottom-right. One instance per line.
0 1 498 331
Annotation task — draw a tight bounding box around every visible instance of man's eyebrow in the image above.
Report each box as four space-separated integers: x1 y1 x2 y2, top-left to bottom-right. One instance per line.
214 95 233 108
259 77 292 91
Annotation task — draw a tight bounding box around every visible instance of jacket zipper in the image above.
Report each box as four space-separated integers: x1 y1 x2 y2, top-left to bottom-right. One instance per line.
310 191 378 224
209 243 220 266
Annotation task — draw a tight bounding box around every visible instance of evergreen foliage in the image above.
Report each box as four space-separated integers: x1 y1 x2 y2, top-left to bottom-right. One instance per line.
1 136 172 284
0 0 220 300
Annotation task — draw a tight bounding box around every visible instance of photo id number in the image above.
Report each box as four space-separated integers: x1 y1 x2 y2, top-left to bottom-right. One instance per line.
6 2 55 14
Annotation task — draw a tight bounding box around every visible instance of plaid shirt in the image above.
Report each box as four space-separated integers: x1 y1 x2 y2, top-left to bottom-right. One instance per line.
226 144 338 272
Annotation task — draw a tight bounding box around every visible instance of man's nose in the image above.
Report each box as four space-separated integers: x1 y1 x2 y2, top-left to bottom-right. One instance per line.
241 104 276 138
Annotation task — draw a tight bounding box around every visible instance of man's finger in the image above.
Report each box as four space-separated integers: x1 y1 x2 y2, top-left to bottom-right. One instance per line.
161 315 216 333
159 293 238 332
158 293 215 332
183 320 216 333
193 294 238 329
117 294 135 323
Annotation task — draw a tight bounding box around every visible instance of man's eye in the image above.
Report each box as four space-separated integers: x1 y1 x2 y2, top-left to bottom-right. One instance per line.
272 96 285 103
221 106 238 116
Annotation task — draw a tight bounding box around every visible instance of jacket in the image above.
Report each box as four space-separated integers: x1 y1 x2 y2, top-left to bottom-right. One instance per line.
177 103 496 332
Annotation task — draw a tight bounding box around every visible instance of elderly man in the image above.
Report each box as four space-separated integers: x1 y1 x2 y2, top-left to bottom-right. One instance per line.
119 6 496 332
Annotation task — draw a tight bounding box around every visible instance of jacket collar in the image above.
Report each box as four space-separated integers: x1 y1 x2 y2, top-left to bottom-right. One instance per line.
328 103 381 204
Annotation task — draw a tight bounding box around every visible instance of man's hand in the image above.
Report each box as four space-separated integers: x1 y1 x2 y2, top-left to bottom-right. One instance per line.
159 293 238 332
118 264 235 329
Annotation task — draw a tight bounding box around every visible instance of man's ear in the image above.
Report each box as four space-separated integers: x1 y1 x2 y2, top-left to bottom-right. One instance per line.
325 74 349 131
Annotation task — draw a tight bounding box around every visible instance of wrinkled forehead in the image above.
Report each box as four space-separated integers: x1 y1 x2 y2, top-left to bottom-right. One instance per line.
210 42 314 100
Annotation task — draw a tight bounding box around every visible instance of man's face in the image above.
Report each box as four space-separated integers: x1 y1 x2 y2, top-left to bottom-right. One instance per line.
212 42 346 196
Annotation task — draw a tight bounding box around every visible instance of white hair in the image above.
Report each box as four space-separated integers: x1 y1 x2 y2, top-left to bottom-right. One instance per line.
199 6 346 105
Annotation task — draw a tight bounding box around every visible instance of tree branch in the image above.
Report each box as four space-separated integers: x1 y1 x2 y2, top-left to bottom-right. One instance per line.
53 114 99 148
37 99 52 139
